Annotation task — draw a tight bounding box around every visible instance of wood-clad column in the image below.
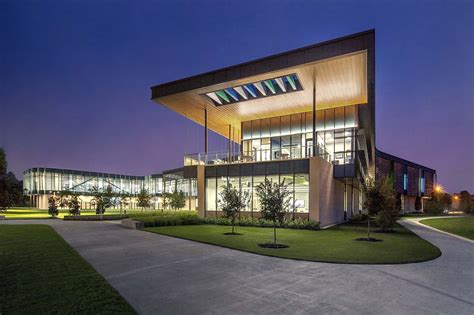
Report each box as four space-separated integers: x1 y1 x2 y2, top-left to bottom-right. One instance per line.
308 156 320 222
197 165 206 218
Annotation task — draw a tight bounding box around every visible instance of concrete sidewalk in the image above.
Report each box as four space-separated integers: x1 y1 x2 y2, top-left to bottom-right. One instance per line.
3 219 474 314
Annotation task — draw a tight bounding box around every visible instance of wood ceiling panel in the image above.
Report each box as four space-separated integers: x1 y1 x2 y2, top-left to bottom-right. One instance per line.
153 51 367 142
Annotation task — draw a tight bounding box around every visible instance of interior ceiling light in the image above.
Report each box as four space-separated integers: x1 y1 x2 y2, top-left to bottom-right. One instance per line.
204 73 302 106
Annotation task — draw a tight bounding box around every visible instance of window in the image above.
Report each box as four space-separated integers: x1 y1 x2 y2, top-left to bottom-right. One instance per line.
240 176 252 212
252 176 265 211
206 178 216 211
294 174 309 213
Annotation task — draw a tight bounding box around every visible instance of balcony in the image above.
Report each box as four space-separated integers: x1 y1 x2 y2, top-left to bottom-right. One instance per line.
184 146 366 179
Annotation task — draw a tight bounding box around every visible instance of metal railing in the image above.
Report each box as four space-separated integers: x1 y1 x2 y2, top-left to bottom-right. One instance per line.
184 145 341 166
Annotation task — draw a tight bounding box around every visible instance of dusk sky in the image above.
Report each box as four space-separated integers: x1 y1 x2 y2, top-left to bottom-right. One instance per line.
1 0 473 193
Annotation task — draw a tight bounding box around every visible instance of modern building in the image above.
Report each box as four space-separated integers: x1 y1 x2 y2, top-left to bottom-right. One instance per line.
24 30 435 226
23 167 197 210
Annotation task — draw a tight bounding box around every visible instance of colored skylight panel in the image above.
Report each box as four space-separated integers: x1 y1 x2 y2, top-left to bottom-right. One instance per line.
216 90 230 103
264 80 276 94
275 77 286 92
206 92 222 105
243 84 257 98
233 86 248 100
253 82 266 96
286 75 297 90
205 73 300 105
225 88 239 101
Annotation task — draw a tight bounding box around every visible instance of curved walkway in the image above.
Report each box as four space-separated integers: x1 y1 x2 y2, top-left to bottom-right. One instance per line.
408 216 474 244
2 219 473 314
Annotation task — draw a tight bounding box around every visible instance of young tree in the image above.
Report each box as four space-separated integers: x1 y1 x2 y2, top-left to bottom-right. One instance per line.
48 195 60 217
137 187 152 211
459 190 472 214
170 190 186 210
119 192 131 214
68 193 81 216
425 190 451 215
364 176 398 232
415 196 422 212
162 192 171 211
90 185 114 215
255 178 292 246
218 185 249 234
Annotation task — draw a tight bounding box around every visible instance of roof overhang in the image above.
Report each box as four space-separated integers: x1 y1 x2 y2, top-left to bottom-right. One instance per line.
151 30 375 148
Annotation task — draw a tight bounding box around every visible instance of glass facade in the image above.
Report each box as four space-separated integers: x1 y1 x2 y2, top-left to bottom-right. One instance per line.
23 168 197 197
241 106 358 164
206 172 309 214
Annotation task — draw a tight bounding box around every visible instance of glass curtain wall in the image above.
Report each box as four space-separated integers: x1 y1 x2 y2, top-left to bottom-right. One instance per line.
241 105 358 164
206 173 309 214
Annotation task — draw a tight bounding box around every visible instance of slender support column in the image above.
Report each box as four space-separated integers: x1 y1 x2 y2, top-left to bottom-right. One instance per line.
204 108 208 154
312 69 317 157
228 124 232 161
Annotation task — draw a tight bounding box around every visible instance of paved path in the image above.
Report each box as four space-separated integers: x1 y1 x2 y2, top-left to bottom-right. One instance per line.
2 219 473 314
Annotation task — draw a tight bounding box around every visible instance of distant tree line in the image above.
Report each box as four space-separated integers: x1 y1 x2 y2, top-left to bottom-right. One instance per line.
0 148 27 212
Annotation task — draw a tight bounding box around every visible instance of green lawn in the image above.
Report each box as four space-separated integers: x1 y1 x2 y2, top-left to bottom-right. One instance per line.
0 225 136 314
420 216 474 240
145 223 441 264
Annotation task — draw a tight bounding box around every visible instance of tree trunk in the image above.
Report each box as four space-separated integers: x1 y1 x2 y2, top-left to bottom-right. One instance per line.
232 219 235 234
367 218 370 240
273 221 277 244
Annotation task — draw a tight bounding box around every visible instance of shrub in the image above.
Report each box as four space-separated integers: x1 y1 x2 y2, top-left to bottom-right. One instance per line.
350 213 369 223
135 212 204 228
424 198 444 215
133 211 319 230
205 216 319 230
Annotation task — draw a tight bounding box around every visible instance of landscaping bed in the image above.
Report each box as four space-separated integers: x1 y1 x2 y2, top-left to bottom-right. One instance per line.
144 222 441 264
0 225 135 314
131 211 320 230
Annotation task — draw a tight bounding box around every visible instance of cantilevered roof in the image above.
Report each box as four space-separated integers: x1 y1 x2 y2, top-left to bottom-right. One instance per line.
151 30 375 143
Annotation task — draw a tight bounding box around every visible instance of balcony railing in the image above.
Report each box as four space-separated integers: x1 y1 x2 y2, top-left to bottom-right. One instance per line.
184 145 347 166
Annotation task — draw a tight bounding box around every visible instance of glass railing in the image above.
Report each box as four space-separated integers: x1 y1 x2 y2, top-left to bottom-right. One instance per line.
184 145 339 166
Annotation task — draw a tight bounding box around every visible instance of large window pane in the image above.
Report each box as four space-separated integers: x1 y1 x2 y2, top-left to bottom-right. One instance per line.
216 176 228 209
281 135 291 159
335 107 345 129
291 113 301 135
270 117 280 137
261 118 271 138
252 176 265 211
240 176 252 212
280 115 291 136
206 178 216 211
242 121 252 140
271 137 281 160
294 174 309 213
325 108 335 130
252 120 261 139
345 105 356 127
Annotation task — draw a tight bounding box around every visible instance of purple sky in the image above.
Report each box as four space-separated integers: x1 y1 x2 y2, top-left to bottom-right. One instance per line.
1 0 473 193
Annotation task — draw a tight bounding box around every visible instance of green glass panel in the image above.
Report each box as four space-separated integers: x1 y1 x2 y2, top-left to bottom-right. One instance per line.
286 75 296 90
264 80 276 94
216 90 230 103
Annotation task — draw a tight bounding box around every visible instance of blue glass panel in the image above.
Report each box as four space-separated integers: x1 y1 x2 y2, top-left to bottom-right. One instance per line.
243 84 257 98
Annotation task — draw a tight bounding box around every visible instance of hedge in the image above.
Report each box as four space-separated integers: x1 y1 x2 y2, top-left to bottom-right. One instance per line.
135 212 319 230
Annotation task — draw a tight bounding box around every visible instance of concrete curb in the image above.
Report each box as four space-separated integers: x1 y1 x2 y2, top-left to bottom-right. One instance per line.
121 218 144 229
